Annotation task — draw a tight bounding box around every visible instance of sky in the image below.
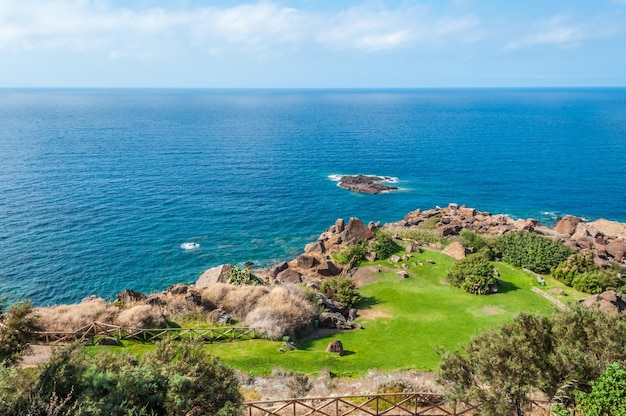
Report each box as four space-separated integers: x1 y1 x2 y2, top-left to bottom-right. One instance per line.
1 0 625 88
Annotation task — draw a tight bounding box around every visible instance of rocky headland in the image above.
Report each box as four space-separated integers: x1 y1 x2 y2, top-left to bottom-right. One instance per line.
336 174 399 194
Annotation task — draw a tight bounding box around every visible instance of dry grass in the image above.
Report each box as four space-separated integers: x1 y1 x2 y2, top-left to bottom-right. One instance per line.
198 283 270 318
114 304 167 328
36 297 119 332
245 285 318 340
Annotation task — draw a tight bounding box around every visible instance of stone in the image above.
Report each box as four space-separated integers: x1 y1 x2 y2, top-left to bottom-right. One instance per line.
297 254 319 269
319 312 349 329
427 259 436 264
276 268 303 284
390 255 401 263
317 293 340 312
305 241 325 255
196 264 232 288
337 175 398 194
582 294 600 308
448 203 459 210
549 288 566 296
442 241 468 260
184 290 203 306
365 251 377 262
269 262 289 278
397 271 409 279
115 289 147 305
145 296 166 306
167 283 188 295
325 339 344 356
458 207 476 218
555 215 583 236
97 337 123 346
606 239 626 261
208 308 231 324
406 243 419 253
599 290 618 303
335 218 345 233
317 261 342 277
341 218 375 245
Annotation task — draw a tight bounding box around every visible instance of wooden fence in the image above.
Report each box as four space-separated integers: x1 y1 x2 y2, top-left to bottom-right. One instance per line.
33 322 257 345
244 393 552 416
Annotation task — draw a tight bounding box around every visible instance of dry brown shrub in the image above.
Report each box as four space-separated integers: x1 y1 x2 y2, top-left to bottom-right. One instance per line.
114 304 166 328
36 297 119 332
198 283 269 319
245 284 317 339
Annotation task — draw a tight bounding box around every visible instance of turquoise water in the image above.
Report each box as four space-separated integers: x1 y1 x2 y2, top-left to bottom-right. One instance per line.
1 88 625 305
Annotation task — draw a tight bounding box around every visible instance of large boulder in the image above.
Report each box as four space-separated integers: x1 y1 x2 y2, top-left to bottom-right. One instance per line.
115 289 146 305
208 308 232 324
276 268 303 284
341 218 375 245
297 254 319 269
325 339 344 356
268 262 289 278
317 261 342 277
606 239 626 262
196 264 232 288
555 215 583 236
442 241 468 260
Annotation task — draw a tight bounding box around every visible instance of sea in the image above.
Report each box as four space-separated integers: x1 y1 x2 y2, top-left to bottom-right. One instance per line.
1 88 625 306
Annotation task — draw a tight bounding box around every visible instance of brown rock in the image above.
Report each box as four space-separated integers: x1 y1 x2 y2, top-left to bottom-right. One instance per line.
365 252 377 262
442 241 468 260
397 271 409 279
555 215 583 236
208 308 231 324
276 268 303 284
196 264 232 288
317 261 342 277
406 243 419 253
167 284 188 295
458 207 476 218
305 241 325 254
549 288 566 296
115 289 147 305
269 262 289 278
599 290 618 303
297 254 319 269
341 218 375 245
335 218 345 233
606 239 626 261
325 339 344 356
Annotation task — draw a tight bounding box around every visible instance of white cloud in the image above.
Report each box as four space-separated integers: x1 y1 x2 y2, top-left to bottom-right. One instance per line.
505 14 615 50
0 0 482 58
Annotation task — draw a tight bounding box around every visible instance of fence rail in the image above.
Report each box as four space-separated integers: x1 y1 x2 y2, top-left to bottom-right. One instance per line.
245 393 551 416
33 322 257 345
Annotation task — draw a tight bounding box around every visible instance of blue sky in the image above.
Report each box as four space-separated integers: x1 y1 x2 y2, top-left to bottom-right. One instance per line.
1 0 625 87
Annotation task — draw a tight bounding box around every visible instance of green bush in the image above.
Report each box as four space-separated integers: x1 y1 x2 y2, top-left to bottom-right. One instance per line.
572 270 620 294
458 230 490 252
0 298 42 367
320 276 361 308
371 231 401 260
552 253 621 294
553 252 597 286
333 243 368 265
447 252 496 295
495 231 575 274
227 266 263 286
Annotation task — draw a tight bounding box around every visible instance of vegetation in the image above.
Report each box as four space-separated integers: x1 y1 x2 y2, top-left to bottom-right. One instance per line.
371 231 401 260
226 266 263 286
320 276 361 308
552 252 622 294
447 252 496 295
333 242 368 265
0 339 242 416
566 362 626 416
0 298 41 367
457 230 491 252
495 231 575 274
438 304 626 416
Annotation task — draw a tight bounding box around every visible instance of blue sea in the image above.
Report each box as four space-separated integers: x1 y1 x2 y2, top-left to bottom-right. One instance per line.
1 88 625 305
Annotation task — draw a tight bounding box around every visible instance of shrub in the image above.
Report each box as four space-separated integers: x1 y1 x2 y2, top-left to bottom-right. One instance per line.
552 252 621 294
0 299 42 367
286 373 313 398
553 252 598 286
227 267 263 286
458 230 489 251
334 243 368 265
198 283 269 319
495 231 575 274
572 270 621 294
447 252 496 295
320 276 361 308
371 231 401 260
388 227 446 245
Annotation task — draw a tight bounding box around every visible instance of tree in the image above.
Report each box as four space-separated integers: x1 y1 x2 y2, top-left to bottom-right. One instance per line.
438 305 626 415
0 298 42 367
446 252 496 295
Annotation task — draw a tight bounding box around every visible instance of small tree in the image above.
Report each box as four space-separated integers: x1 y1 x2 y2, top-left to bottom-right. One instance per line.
447 252 496 295
371 231 400 260
0 298 42 367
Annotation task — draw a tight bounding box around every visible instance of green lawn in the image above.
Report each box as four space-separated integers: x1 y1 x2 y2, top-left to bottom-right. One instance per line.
89 248 562 377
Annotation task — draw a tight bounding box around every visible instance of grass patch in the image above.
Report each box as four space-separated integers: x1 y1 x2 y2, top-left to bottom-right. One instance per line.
86 249 559 377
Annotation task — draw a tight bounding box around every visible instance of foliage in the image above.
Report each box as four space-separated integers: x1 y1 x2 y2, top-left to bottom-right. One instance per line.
388 227 446 245
226 266 263 286
320 276 361 308
458 230 490 252
552 252 621 294
438 304 626 416
1 340 242 416
0 298 42 367
371 231 401 260
574 362 626 416
333 243 368 265
495 231 575 274
447 252 496 295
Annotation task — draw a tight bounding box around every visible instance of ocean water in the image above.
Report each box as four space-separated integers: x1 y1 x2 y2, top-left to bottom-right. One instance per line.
1 88 625 305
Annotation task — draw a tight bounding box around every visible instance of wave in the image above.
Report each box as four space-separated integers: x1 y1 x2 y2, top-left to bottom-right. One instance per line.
180 242 200 250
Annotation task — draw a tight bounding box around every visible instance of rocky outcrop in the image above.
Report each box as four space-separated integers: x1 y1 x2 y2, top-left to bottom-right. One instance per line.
317 261 342 277
337 175 398 194
555 215 583 236
196 264 232 288
276 268 303 284
582 290 626 315
342 218 375 245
